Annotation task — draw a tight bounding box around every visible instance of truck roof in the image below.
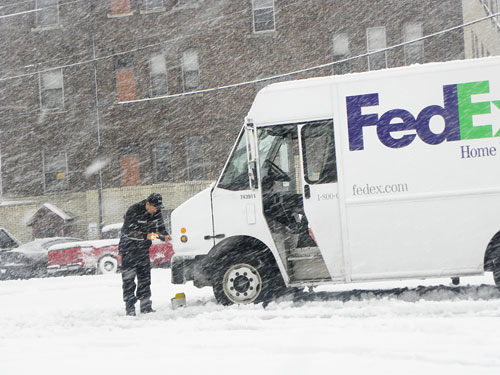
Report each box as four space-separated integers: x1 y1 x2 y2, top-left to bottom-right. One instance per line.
247 56 500 127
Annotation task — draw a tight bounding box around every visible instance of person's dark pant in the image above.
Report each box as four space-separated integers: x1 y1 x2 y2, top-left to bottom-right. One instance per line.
121 252 152 311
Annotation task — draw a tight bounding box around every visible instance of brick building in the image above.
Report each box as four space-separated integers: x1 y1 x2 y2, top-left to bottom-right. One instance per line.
462 0 500 58
0 0 465 241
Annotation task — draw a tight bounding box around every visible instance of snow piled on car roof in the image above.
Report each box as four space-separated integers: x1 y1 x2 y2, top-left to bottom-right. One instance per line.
15 238 82 253
102 223 123 232
48 239 119 251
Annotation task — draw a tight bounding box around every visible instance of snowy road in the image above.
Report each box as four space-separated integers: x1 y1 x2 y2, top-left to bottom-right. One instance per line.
1 269 500 375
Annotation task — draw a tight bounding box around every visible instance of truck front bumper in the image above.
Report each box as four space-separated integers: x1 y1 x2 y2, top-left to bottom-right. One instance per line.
171 255 211 288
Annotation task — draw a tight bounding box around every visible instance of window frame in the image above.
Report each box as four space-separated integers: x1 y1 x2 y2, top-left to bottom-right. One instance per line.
252 0 276 33
115 54 136 102
39 69 64 111
332 33 350 75
186 136 205 180
300 120 337 185
150 54 168 97
109 0 133 17
35 0 59 28
154 141 172 182
182 49 200 91
42 151 69 193
142 0 165 10
217 130 251 191
403 23 424 65
366 26 388 71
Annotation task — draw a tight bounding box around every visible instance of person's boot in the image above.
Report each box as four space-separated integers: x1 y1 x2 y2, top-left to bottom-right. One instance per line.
140 298 155 314
125 302 136 316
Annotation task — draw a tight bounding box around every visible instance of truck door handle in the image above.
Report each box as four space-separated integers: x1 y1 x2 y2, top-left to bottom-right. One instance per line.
304 185 311 199
204 234 226 240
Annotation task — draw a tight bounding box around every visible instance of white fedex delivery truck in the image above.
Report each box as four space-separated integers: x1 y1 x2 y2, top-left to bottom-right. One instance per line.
171 56 500 305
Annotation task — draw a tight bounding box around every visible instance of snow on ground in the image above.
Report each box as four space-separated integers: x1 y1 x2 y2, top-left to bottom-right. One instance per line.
1 270 500 375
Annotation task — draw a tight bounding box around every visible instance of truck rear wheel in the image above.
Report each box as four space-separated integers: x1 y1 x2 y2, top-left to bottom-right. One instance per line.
486 240 500 287
494 264 500 287
212 252 286 306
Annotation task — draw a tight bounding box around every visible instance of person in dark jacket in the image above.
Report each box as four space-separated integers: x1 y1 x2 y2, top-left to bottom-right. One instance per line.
119 193 171 316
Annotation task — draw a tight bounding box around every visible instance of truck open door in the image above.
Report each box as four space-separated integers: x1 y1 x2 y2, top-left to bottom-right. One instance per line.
297 121 345 280
209 122 266 250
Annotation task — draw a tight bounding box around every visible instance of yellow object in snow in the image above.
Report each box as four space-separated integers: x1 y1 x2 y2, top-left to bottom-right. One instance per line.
171 293 186 309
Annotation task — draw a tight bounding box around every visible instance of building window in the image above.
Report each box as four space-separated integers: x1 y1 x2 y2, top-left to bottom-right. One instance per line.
43 151 68 192
120 144 140 187
150 54 167 97
176 0 198 6
187 136 205 180
111 0 131 16
40 69 64 110
332 33 350 75
367 27 387 71
36 0 59 28
472 30 479 58
182 49 200 91
116 54 136 102
154 142 172 182
404 23 424 65
252 0 275 32
143 0 164 9
486 0 500 24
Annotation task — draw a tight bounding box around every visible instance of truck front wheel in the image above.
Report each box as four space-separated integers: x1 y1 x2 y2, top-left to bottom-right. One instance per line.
211 252 285 305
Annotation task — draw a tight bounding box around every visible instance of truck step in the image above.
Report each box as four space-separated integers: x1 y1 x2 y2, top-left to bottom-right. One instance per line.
287 255 324 261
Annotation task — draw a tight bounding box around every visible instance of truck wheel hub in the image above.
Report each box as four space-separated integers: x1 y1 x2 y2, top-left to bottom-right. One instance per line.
223 263 262 304
233 275 250 293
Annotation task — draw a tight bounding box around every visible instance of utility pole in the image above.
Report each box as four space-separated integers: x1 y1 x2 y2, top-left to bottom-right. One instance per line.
88 0 104 237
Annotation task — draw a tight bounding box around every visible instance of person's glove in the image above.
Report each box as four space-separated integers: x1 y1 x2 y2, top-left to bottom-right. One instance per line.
150 233 166 241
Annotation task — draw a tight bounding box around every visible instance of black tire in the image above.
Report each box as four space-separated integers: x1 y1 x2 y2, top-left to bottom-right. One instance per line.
211 251 286 306
494 263 500 287
487 242 500 287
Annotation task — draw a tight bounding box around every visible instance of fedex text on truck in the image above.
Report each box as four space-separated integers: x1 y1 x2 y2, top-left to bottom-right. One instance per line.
347 80 500 151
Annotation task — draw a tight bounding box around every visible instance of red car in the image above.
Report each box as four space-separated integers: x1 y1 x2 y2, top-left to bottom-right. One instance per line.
47 237 174 275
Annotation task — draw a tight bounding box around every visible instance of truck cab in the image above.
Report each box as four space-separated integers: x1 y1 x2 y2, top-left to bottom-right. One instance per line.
171 78 345 305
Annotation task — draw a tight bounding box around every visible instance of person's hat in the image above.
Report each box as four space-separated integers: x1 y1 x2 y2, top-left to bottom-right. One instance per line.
147 193 164 209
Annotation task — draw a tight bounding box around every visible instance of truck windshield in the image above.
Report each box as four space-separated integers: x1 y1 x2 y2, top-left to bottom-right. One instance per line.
217 131 250 191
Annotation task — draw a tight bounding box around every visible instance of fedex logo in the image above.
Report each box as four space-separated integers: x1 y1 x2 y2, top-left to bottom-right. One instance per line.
347 81 500 151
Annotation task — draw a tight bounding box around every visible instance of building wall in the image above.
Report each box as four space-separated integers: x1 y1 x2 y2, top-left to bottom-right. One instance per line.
0 0 465 241
0 181 210 243
462 0 500 58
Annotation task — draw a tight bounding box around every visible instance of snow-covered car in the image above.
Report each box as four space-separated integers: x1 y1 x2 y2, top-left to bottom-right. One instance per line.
101 222 123 240
0 237 81 280
0 228 20 252
46 237 174 275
